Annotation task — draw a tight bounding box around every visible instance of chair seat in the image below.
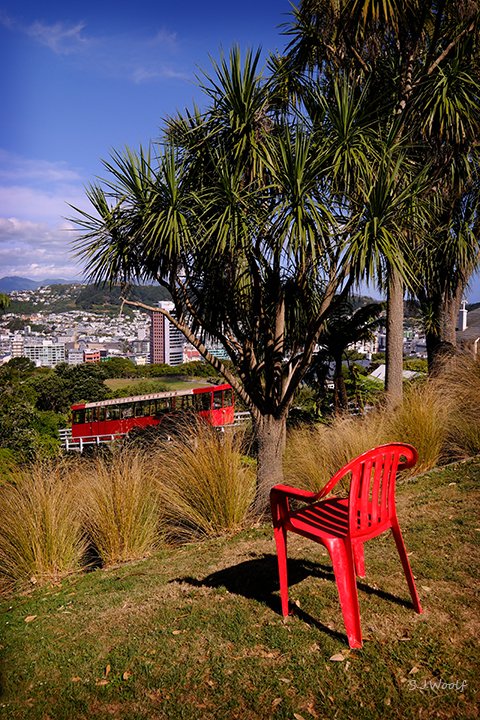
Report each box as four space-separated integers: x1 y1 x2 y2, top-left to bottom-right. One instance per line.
288 497 349 539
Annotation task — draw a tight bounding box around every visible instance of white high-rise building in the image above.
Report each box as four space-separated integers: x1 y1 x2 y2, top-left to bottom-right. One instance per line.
150 301 185 366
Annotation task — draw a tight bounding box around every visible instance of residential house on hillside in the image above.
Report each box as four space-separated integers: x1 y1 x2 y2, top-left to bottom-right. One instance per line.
456 303 480 357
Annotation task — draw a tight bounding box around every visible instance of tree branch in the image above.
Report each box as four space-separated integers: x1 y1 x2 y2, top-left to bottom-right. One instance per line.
119 297 253 409
426 20 476 77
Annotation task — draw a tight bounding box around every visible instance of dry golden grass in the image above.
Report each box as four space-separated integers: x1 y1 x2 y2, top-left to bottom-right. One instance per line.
156 424 256 542
386 380 452 472
75 449 164 566
285 412 388 492
432 353 480 460
285 355 480 489
0 460 86 591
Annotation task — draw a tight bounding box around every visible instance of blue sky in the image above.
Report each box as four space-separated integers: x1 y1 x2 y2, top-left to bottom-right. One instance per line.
0 0 291 282
1 0 479 301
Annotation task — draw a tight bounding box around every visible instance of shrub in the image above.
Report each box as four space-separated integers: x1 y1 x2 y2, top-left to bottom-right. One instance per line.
76 449 163 566
0 460 86 592
157 424 256 541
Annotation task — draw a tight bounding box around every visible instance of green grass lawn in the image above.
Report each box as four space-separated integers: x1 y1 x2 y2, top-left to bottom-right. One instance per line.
104 376 212 393
1 458 479 719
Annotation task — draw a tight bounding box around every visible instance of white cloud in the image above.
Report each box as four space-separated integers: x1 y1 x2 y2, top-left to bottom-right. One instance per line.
130 65 190 84
2 11 189 84
0 151 89 280
0 150 88 220
0 10 14 29
0 150 82 185
26 19 90 55
0 184 87 224
151 29 178 48
0 217 83 279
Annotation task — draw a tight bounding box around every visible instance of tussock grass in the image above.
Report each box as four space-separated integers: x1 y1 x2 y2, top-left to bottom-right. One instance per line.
285 412 388 491
0 460 86 591
157 424 256 541
434 354 480 460
286 356 480 489
386 380 452 472
75 449 163 566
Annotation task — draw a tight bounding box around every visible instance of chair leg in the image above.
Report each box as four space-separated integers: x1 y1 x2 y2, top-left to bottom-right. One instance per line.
391 523 423 614
273 525 290 616
329 539 363 649
353 541 366 578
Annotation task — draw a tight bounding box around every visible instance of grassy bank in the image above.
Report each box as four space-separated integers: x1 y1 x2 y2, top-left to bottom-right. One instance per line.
104 376 213 393
1 458 479 720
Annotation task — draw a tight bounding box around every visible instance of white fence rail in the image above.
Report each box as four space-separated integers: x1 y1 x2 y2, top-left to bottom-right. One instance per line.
59 411 251 452
59 428 121 452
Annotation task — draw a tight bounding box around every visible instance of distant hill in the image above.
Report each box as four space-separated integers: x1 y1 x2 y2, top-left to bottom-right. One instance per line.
0 276 40 291
1 279 172 315
0 276 72 291
75 284 171 311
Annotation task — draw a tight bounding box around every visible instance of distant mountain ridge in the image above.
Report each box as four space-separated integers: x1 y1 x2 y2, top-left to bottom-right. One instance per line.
0 276 74 291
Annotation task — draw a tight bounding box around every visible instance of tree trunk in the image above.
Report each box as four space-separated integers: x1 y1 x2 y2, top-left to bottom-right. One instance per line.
426 330 455 376
333 353 348 413
253 413 287 515
385 266 404 406
426 287 463 375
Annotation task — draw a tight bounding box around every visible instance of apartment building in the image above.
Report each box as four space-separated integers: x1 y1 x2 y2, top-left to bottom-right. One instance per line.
150 302 185 366
23 339 66 367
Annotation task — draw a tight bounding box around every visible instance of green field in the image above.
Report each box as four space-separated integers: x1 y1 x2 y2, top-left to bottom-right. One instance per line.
104 376 213 393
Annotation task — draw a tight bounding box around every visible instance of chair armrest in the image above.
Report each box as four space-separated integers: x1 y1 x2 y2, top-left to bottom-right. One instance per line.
270 485 318 502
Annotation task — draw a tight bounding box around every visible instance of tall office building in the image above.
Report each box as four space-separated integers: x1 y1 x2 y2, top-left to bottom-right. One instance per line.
150 301 185 366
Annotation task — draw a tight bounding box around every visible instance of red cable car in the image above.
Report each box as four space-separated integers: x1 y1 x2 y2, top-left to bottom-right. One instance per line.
70 383 234 442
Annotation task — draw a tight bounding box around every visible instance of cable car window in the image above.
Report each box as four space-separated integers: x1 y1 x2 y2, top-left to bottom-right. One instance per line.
73 410 85 424
120 404 134 419
154 398 170 416
213 391 223 409
223 388 233 407
135 402 148 417
195 392 211 411
180 395 193 410
106 407 120 421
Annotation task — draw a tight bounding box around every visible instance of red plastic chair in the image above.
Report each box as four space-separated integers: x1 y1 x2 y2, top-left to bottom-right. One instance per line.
270 443 423 648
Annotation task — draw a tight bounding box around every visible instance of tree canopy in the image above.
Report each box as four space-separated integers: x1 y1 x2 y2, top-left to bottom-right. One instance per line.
284 0 480 377
74 48 385 504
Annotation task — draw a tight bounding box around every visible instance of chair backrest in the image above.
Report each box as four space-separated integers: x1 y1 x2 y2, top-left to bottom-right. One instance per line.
339 443 418 539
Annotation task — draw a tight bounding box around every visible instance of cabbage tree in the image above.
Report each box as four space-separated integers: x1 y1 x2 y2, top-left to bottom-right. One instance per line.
283 0 480 392
73 49 360 510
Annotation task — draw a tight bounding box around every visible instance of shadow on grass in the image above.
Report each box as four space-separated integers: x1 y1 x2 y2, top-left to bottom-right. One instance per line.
172 553 415 646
